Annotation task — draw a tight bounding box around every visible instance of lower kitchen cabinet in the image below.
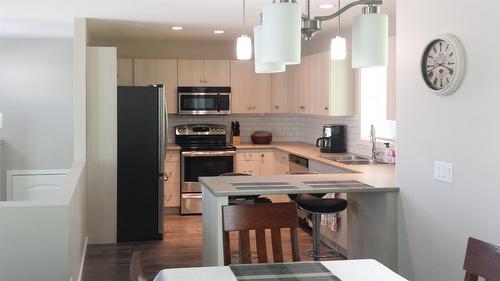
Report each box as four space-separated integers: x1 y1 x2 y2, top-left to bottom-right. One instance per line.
235 150 275 176
274 150 289 175
164 151 180 208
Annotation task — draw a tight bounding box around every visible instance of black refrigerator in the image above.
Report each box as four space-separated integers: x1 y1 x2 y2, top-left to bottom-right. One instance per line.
117 85 166 242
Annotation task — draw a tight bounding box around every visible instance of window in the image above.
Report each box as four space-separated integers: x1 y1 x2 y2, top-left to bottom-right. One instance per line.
359 67 396 141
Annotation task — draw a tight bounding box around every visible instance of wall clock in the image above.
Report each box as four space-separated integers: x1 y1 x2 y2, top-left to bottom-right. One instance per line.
420 33 466 95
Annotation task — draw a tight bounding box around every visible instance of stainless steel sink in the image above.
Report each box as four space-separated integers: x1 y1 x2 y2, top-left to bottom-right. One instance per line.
320 155 389 165
231 182 297 190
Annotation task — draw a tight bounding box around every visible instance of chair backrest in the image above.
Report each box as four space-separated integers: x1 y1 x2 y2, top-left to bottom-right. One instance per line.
463 237 500 281
130 251 147 281
222 202 300 265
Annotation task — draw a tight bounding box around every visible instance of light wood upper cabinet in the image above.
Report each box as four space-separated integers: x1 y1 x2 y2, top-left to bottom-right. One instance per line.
230 60 272 113
117 58 134 86
133 59 178 114
156 59 178 114
133 59 156 86
203 60 231 86
178 59 230 87
271 72 288 113
287 51 354 116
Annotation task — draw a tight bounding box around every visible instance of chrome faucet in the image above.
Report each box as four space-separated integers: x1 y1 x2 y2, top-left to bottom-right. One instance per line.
370 124 377 162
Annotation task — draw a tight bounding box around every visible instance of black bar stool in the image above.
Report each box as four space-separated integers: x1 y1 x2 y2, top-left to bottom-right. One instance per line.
295 194 347 260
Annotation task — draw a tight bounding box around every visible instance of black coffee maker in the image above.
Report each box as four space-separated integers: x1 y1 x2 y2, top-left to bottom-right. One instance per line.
316 124 347 153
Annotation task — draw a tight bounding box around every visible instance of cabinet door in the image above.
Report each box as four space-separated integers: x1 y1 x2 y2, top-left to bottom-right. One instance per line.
287 64 301 113
309 52 331 116
330 52 355 116
272 72 288 113
156 59 178 114
298 57 312 114
178 60 204 86
133 59 156 86
230 60 253 113
203 60 230 86
252 73 272 113
235 160 261 176
259 151 276 176
164 183 180 208
117 58 134 86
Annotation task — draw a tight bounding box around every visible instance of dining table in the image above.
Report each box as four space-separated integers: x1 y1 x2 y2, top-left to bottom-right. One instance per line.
153 259 408 281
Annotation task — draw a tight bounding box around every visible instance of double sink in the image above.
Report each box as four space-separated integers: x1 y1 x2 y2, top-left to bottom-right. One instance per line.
320 155 389 165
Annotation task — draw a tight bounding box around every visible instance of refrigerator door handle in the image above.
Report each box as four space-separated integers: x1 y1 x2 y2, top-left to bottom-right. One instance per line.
158 86 166 174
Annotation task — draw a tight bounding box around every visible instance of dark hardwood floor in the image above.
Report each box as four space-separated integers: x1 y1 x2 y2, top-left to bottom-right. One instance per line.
82 214 344 281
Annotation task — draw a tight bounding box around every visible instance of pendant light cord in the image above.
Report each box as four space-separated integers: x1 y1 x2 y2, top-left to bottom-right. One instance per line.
337 0 341 36
242 0 246 35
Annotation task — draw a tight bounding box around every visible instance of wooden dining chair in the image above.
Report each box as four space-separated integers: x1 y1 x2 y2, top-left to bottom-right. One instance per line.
463 237 500 281
130 251 148 281
222 202 300 265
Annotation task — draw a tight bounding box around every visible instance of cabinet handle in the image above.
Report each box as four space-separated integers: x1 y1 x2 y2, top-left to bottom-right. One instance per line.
300 105 305 109
324 106 328 110
163 171 172 181
165 154 172 161
200 79 203 83
275 105 279 109
253 106 256 110
165 194 172 202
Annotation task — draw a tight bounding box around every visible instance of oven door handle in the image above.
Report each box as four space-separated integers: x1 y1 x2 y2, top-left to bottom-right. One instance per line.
181 151 236 157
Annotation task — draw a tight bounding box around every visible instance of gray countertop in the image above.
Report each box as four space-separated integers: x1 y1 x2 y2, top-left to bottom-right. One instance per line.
200 173 399 196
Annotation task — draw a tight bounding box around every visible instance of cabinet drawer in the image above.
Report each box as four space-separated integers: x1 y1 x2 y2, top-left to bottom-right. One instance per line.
164 162 180 184
165 151 180 162
235 160 261 176
236 150 273 161
164 183 180 208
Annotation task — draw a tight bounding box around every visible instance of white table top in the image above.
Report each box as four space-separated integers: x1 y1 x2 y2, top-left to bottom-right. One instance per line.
153 259 408 281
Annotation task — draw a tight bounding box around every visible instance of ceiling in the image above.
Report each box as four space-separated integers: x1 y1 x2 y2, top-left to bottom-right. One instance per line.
1 0 395 42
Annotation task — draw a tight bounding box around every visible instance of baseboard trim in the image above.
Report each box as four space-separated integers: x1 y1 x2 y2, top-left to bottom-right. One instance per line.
164 207 180 215
76 236 88 281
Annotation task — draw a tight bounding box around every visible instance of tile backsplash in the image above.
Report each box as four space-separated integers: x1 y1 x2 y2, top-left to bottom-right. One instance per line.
168 113 389 157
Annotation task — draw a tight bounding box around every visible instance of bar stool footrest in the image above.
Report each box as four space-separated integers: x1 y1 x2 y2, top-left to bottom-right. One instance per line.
304 249 343 259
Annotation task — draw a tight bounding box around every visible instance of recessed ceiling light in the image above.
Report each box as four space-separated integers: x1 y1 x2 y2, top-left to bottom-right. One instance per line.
213 30 225 34
319 4 335 9
171 26 183 30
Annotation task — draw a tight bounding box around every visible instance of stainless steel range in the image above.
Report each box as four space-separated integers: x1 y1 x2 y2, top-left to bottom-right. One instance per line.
175 124 236 215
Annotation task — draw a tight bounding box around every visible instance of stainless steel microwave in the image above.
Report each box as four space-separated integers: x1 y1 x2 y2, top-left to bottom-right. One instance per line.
177 87 231 115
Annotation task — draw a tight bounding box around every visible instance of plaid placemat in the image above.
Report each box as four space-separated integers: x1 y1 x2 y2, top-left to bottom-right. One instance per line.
230 262 341 281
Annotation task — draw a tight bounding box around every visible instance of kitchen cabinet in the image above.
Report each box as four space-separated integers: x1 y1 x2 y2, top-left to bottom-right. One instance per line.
164 151 180 208
235 150 275 175
271 72 288 113
230 60 272 113
117 58 134 86
274 151 289 175
133 59 178 114
288 52 354 116
178 59 230 87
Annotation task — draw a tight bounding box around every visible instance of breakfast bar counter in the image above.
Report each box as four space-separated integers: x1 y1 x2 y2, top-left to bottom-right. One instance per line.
200 172 399 270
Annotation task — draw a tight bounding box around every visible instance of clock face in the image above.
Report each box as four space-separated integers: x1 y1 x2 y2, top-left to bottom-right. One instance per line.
421 39 456 91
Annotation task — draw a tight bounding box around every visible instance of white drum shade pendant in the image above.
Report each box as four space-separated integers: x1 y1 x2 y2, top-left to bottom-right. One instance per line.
237 35 252 60
254 25 286 73
262 1 301 65
331 36 347 60
352 6 388 68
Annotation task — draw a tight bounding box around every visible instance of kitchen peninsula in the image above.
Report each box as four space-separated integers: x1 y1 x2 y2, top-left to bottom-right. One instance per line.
200 166 399 270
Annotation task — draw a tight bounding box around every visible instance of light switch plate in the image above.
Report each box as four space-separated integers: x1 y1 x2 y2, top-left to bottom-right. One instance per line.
434 161 453 183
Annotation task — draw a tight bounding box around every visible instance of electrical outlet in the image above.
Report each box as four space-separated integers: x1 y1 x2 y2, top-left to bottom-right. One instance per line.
434 161 453 183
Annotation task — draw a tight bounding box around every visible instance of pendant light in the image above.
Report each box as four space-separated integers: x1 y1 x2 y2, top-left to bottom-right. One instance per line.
236 0 252 60
352 5 388 68
262 0 301 65
330 0 346 60
254 24 286 73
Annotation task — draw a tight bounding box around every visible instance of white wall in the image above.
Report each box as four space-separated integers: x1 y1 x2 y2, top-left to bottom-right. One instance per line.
0 38 73 200
396 1 500 280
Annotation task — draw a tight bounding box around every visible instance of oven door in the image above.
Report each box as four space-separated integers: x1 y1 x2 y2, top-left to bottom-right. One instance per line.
178 93 220 115
181 151 236 192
